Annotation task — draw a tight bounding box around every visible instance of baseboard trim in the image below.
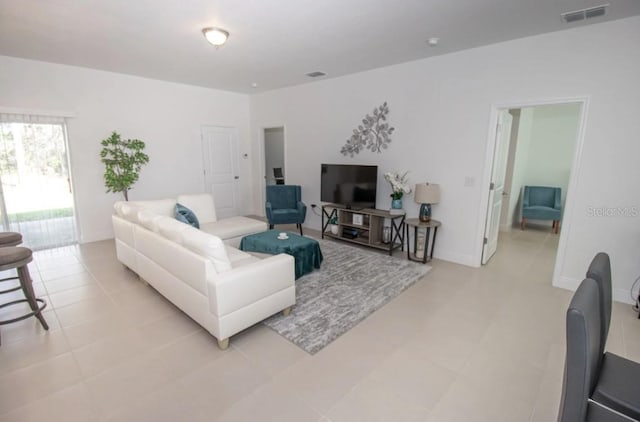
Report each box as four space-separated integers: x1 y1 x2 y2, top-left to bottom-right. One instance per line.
434 249 478 268
554 276 636 305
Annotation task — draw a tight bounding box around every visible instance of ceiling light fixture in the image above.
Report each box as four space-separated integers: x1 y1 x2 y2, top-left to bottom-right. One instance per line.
202 27 229 47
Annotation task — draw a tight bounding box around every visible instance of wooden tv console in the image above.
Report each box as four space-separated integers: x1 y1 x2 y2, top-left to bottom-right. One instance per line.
321 204 405 256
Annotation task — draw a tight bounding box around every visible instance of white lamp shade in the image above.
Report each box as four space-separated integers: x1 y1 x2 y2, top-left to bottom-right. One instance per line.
414 183 440 204
203 28 229 46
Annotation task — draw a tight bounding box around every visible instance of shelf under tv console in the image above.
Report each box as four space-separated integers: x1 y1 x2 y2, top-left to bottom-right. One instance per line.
321 204 405 255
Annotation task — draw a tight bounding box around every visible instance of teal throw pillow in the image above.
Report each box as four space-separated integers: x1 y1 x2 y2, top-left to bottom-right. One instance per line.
175 203 200 229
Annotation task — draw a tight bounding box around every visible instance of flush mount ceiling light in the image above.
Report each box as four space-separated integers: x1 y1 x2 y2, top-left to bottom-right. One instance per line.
202 27 229 46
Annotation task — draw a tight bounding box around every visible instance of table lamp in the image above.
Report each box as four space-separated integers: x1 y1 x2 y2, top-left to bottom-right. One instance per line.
414 183 440 222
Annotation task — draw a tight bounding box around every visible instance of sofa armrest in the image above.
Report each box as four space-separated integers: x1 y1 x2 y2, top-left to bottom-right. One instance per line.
296 201 307 220
522 187 530 208
207 253 295 316
554 189 562 211
265 201 274 221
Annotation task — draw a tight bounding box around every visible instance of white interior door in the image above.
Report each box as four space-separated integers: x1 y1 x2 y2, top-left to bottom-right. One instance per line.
482 110 513 264
201 126 239 218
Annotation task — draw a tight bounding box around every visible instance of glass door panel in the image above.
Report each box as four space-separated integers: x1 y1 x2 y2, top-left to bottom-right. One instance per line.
0 121 77 250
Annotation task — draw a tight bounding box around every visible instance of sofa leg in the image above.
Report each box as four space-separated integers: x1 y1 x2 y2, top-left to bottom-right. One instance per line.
554 221 560 234
217 338 229 350
282 306 292 316
269 224 274 230
521 218 526 230
297 224 303 236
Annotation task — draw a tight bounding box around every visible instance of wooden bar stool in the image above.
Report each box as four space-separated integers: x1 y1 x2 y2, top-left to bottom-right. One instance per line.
0 232 22 247
0 246 48 345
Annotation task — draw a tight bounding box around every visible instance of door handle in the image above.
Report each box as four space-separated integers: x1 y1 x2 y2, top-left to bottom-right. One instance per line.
502 191 509 196
234 176 239 180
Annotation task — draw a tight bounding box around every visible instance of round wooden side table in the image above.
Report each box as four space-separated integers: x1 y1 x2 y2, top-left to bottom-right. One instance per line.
405 218 441 263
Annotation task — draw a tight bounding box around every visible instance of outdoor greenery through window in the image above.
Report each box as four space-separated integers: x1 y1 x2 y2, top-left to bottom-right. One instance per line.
0 113 77 250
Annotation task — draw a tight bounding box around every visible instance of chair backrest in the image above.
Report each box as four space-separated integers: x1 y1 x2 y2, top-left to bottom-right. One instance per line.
266 185 301 209
586 252 612 358
524 186 561 209
558 278 602 422
273 167 283 178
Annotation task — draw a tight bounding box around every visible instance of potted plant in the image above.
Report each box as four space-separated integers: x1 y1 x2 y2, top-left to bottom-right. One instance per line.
384 171 412 210
328 215 339 235
100 131 149 201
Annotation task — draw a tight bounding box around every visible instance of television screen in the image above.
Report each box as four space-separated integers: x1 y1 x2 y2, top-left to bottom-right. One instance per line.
321 164 378 209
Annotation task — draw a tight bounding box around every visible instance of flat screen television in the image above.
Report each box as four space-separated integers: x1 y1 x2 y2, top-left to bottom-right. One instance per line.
321 164 378 209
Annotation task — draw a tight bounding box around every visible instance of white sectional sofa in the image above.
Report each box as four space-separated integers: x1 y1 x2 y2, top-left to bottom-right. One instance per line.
112 193 295 349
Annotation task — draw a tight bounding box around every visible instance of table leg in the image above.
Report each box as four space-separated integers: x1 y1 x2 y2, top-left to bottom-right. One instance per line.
422 227 431 264
406 224 410 260
430 227 438 261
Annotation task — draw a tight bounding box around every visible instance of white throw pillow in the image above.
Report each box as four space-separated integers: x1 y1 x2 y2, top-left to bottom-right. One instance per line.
157 216 190 244
181 226 232 273
138 210 162 232
176 194 217 224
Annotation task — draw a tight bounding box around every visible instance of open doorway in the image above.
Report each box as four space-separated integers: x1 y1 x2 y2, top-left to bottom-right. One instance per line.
481 101 585 276
263 127 285 187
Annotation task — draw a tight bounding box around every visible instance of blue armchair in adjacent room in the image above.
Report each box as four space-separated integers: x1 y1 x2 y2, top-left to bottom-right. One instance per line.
521 185 562 234
265 185 307 235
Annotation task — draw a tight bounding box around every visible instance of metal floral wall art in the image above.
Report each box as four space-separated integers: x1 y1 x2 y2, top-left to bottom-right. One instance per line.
341 102 395 157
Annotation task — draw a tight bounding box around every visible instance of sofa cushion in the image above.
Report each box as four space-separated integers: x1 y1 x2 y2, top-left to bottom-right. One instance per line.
120 203 142 223
230 254 262 269
176 194 217 224
138 210 162 232
157 216 190 244
129 199 177 217
225 245 254 266
175 203 200 229
113 201 127 217
181 226 232 273
200 216 267 240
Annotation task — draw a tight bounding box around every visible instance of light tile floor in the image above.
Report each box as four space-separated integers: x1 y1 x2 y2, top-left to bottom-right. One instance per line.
1 225 639 421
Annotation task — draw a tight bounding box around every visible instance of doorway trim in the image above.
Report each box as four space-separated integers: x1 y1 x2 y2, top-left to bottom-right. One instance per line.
476 96 590 286
258 125 286 216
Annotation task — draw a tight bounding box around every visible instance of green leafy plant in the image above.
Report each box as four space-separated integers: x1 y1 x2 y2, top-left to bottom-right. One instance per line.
100 131 149 201
328 215 338 225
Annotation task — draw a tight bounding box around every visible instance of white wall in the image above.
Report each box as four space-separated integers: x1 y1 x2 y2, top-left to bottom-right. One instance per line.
0 56 251 243
264 127 285 184
507 108 534 228
250 16 640 302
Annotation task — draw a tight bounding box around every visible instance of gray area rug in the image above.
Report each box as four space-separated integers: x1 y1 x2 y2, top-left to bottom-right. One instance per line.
263 238 431 354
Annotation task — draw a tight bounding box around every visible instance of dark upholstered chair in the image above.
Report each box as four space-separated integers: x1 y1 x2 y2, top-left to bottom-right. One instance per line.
585 253 640 421
559 278 612 422
586 253 612 358
521 186 562 233
265 185 306 235
558 260 640 422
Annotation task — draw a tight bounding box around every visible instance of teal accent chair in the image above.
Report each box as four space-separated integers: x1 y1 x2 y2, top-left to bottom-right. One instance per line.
521 186 562 234
265 185 307 235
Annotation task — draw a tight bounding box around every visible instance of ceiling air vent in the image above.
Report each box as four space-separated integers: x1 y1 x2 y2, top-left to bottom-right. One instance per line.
561 4 609 23
306 71 326 78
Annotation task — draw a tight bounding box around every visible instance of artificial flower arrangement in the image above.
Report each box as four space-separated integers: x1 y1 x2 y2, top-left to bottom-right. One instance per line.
384 171 412 200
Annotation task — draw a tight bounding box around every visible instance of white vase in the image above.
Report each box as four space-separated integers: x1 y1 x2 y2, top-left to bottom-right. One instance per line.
330 224 339 235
